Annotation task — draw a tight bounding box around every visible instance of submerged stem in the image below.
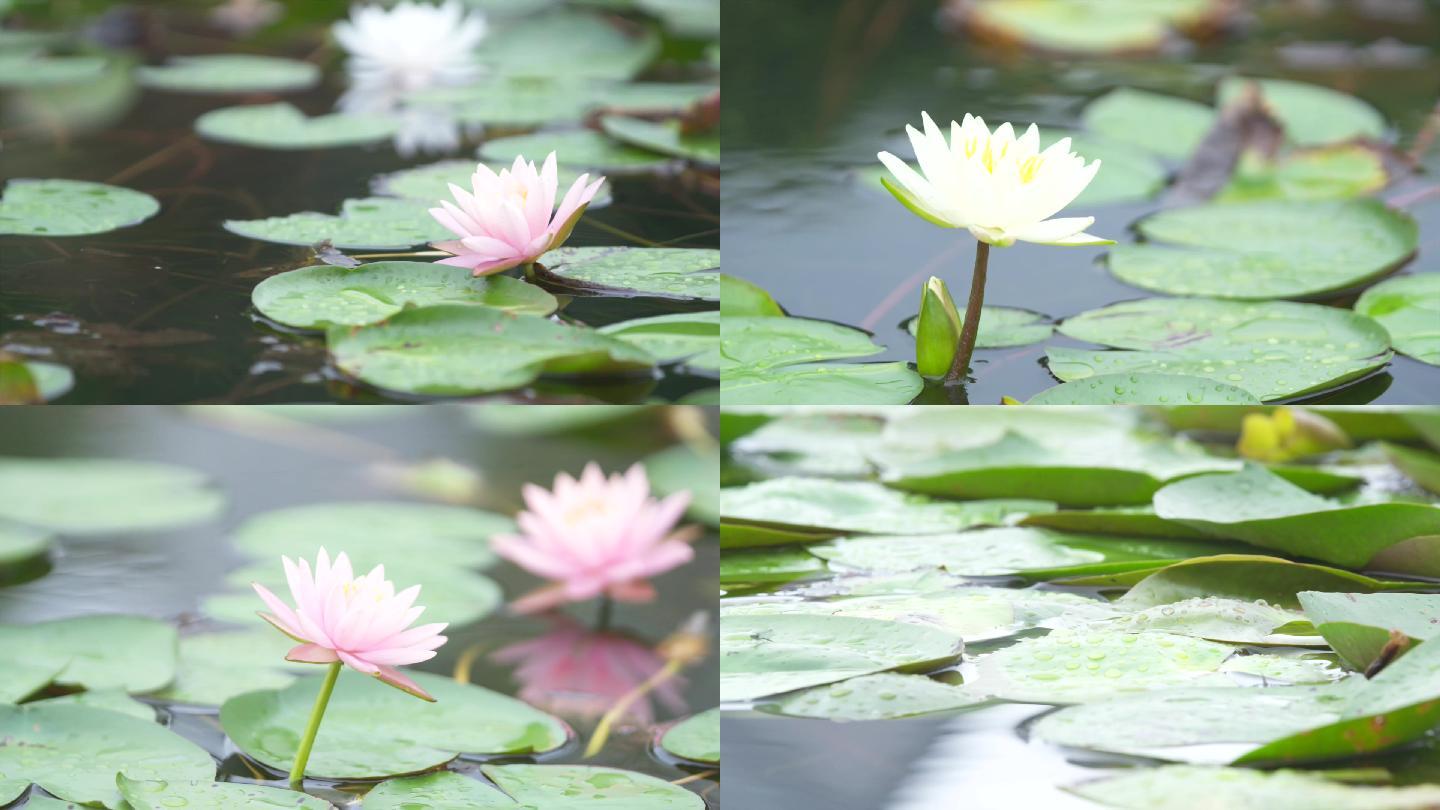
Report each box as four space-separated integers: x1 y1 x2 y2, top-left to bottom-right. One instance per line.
289 661 342 790
945 240 990 384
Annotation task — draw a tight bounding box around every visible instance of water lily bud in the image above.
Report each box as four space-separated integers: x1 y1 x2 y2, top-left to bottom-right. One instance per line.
1237 407 1352 462
915 276 962 378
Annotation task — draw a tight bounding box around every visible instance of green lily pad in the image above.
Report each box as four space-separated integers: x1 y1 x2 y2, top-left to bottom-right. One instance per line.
600 311 720 369
1054 131 1170 206
327 305 653 396
371 159 613 209
136 55 319 93
479 129 673 174
1355 274 1440 366
537 247 720 300
721 362 924 406
660 708 719 764
636 0 720 37
119 776 334 810
410 77 593 127
363 771 513 808
1109 199 1417 300
252 261 558 330
721 548 827 588
720 274 784 317
1385 441 1440 494
0 51 110 88
1050 298 1392 401
482 764 703 808
769 672 984 721
229 500 508 569
720 613 963 702
0 522 53 568
0 704 215 809
221 671 568 779
1298 591 1440 671
905 305 1054 349
0 659 64 703
1071 765 1440 809
727 412 883 478
1081 88 1215 160
0 359 74 403
150 630 304 707
645 443 719 525
1025 373 1263 405
600 115 718 164
720 476 1053 547
0 458 224 535
225 197 449 250
1085 596 1315 645
722 316 886 370
1151 465 1440 573
1218 144 1393 202
474 10 660 79
1019 506 1214 539
0 615 176 693
196 102 398 149
1218 77 1386 147
962 0 1225 54
0 178 160 236
29 689 155 722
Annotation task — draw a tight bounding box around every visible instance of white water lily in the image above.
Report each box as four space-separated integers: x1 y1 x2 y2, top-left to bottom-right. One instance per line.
334 1 487 99
878 113 1112 248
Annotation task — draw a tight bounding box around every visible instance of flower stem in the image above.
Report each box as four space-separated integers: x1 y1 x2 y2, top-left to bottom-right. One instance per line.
523 262 537 282
596 595 613 631
945 240 989 384
289 661 342 790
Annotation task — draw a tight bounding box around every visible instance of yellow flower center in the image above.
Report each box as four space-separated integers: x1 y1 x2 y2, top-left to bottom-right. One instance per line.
563 497 609 527
1019 155 1045 184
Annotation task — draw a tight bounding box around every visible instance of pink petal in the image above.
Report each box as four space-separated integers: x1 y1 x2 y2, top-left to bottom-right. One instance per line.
376 666 435 701
286 643 340 664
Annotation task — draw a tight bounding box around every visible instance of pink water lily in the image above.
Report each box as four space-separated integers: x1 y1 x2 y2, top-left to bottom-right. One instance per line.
252 548 448 701
493 463 697 614
428 152 606 276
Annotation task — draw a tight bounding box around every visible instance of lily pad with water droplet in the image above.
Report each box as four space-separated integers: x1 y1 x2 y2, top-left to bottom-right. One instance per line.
1025 373 1262 405
768 672 985 721
482 764 703 808
222 671 569 779
0 178 160 236
660 708 719 764
196 102 398 149
0 458 224 535
722 362 924 406
473 10 661 79
721 613 963 702
252 261 558 330
28 689 155 722
600 115 719 164
721 548 827 588
371 159 613 209
0 704 215 809
1081 88 1215 161
538 247 719 300
120 775 335 809
479 129 675 174
904 305 1054 349
1218 77 1386 147
327 305 654 396
136 55 320 93
363 771 513 808
1108 199 1417 300
0 615 177 693
600 311 719 370
1050 297 1393 401
225 197 449 250
1298 591 1440 672
1082 596 1316 646
1355 273 1440 366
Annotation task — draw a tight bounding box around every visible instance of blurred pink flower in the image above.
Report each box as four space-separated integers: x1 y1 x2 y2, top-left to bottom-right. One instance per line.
428 152 606 276
493 462 696 614
252 548 448 701
492 616 686 723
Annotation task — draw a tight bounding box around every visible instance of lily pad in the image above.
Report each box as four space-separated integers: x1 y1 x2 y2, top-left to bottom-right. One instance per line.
1355 274 1440 366
720 274 784 317
0 660 63 703
1081 88 1215 160
473 10 660 79
1025 373 1262 405
363 771 513 808
119 776 334 810
1218 144 1393 202
1109 199 1417 300
479 129 673 174
720 613 963 702
327 305 653 396
482 764 703 808
769 672 984 721
28 689 156 722
660 708 719 764
721 362 924 406
1218 77 1386 147
221 671 568 779
721 549 827 588
0 458 224 535
136 55 320 93
600 311 720 369
537 247 719 300
0 52 109 87
0 359 74 403
196 102 398 149
372 159 613 209
1055 132 1170 206
0 615 176 693
0 704 215 809
1151 465 1440 573
1084 596 1315 645
645 443 719 525
0 178 160 236
0 522 53 568
1298 591 1440 671
150 630 304 706
1019 506 1214 539
962 0 1225 54
225 197 448 250
252 261 558 330
1071 765 1440 809
600 115 719 164
722 316 885 371
905 305 1053 349
1050 298 1392 401
1385 441 1440 494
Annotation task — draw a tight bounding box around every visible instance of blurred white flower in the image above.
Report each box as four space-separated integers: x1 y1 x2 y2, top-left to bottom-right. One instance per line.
211 0 283 36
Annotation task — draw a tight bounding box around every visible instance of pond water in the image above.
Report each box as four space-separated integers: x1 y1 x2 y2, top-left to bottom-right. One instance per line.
722 0 1440 405
0 405 719 808
1 2 719 404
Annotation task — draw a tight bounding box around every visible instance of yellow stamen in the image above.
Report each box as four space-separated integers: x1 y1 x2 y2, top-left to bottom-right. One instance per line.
1019 155 1045 184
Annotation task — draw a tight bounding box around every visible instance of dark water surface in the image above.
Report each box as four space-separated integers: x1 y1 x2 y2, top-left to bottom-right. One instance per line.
722 0 1440 405
0 406 719 807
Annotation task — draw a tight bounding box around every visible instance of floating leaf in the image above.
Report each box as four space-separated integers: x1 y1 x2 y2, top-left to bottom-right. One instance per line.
0 52 108 87
636 0 721 38
252 261 558 330
722 317 885 371
363 771 513 808
660 708 719 764
226 197 448 250
482 764 703 809
1019 506 1214 539
961 0 1226 54
0 178 159 236
372 158 613 209
151 630 303 706
1051 298 1392 401
1218 144 1393 202
600 115 719 164
28 690 155 722
1298 591 1440 671
479 129 673 174
1084 596 1315 645
1081 88 1215 160
1025 373 1262 405
0 522 52 570
0 615 176 693
600 311 720 369
0 458 224 535
0 704 214 809
538 247 719 300
221 671 568 779
196 102 397 149
1109 199 1417 300
136 55 319 93
1055 131 1170 206
722 362 924 406
1218 77 1386 147
721 548 827 588
118 776 334 810
1355 274 1440 366
769 672 983 721
229 501 510 569
905 305 1053 349
473 10 660 79
1071 765 1440 810
645 443 719 525
720 274 784 317
1385 441 1440 494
